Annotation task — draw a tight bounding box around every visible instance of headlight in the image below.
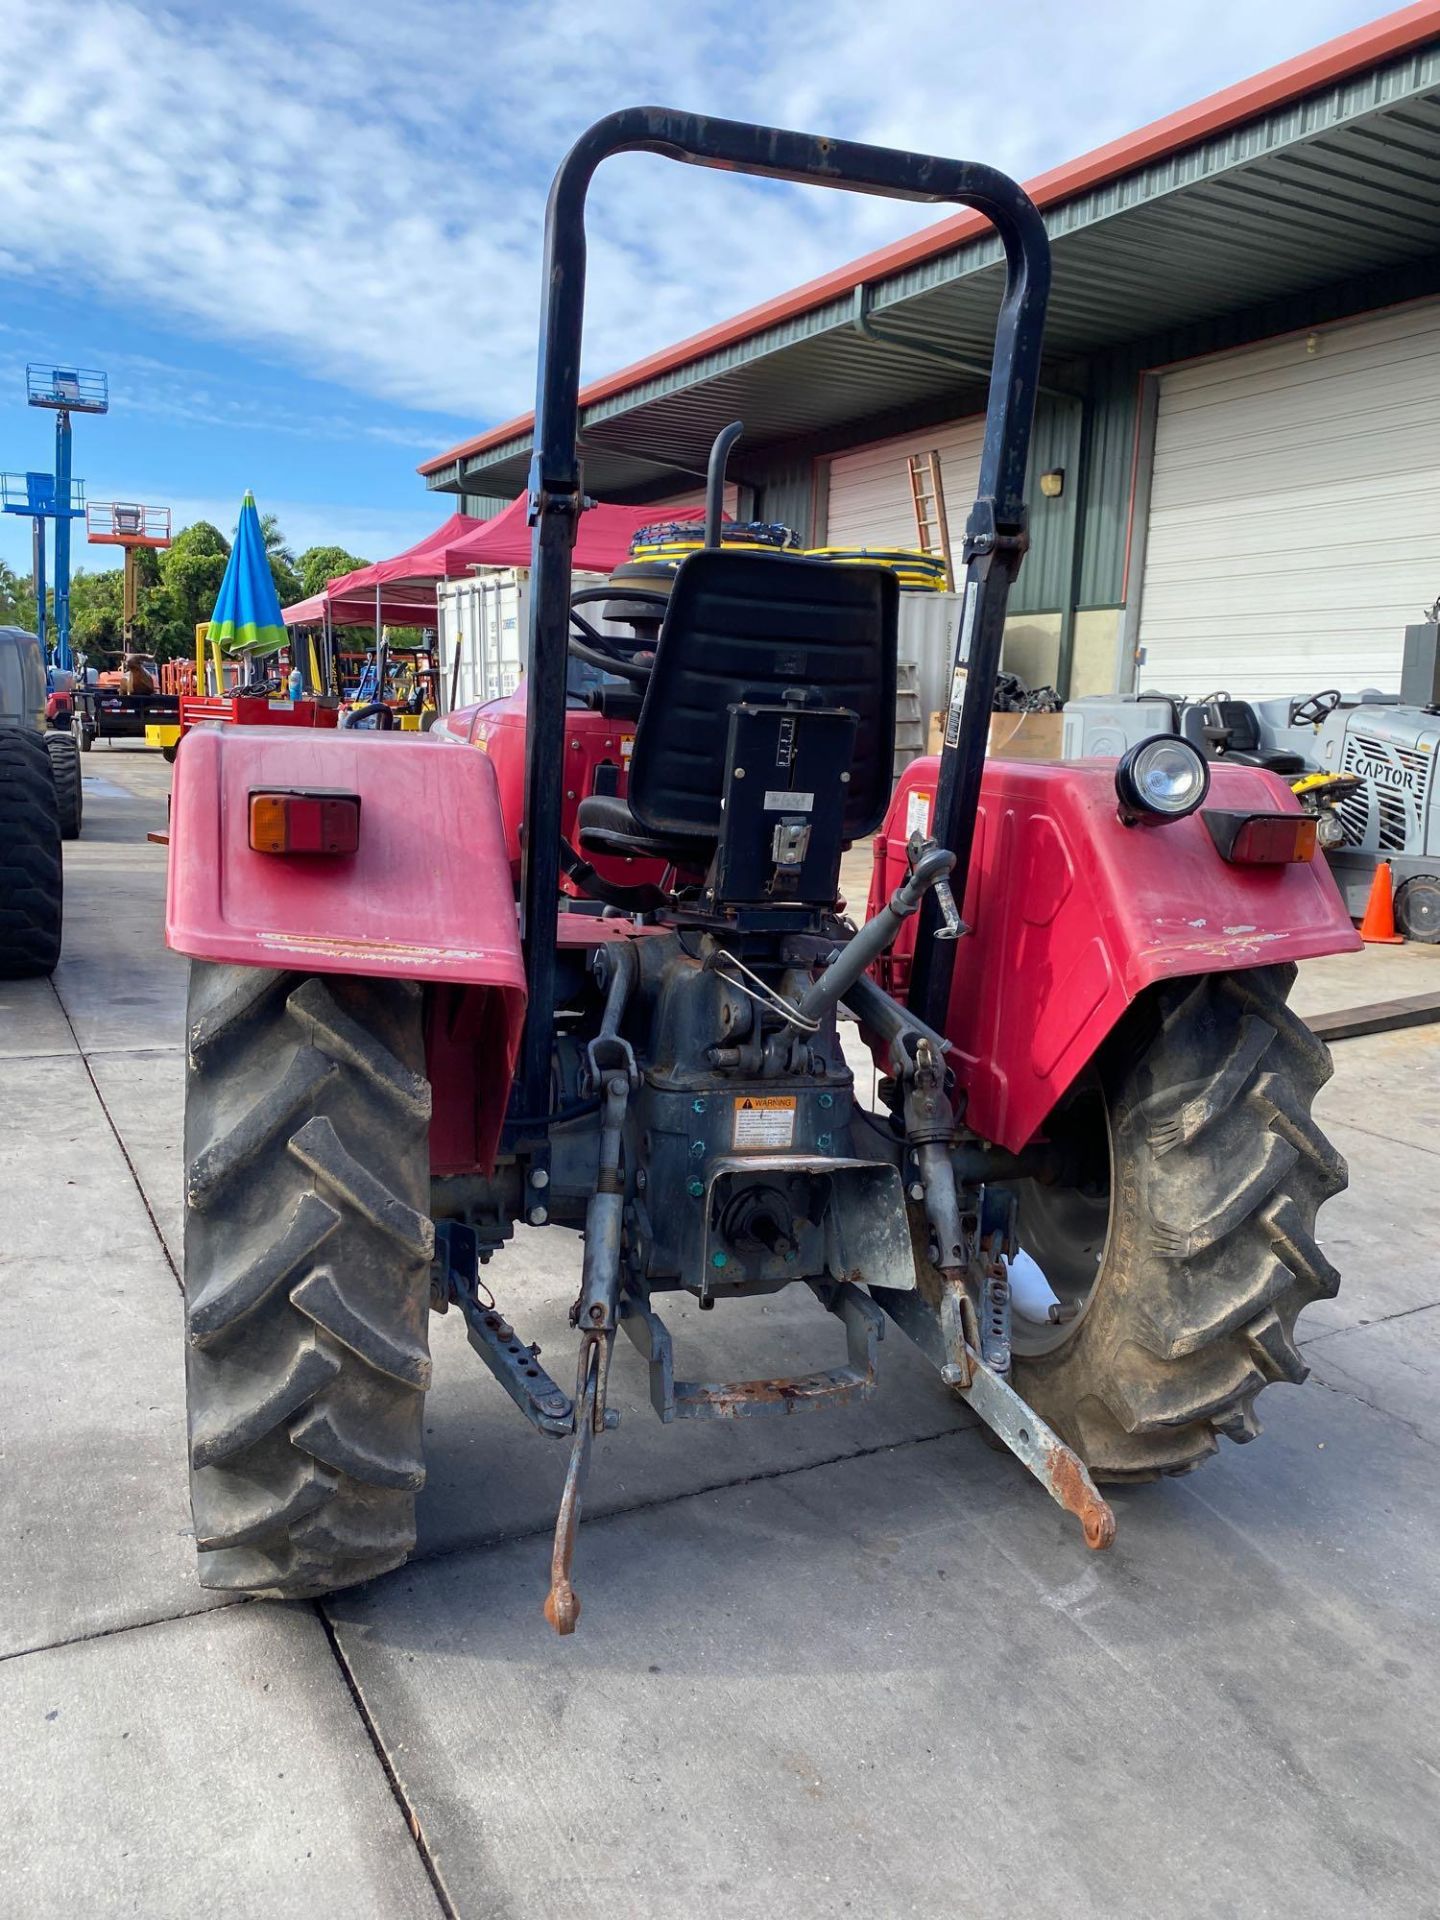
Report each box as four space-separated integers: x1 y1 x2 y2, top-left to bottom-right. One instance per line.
1115 735 1210 821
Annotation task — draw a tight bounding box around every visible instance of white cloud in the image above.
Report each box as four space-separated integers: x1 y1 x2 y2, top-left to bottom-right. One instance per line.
0 0 1383 431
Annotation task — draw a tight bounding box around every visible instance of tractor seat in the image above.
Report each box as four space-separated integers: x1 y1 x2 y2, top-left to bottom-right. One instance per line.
575 791 714 867
1182 699 1306 776
576 547 898 872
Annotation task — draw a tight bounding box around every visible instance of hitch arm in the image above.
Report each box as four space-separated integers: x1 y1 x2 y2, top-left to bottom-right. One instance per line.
869 1285 1115 1551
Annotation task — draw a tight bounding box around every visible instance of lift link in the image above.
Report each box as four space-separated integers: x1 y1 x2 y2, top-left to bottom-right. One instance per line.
547 1060 632 1635
903 1036 979 1388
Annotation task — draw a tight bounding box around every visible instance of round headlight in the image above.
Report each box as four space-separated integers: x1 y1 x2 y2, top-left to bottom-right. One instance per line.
1115 735 1210 821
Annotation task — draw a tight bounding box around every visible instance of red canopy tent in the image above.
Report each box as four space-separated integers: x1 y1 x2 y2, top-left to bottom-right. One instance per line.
281 496 693 630
438 495 677 574
283 508 491 628
282 588 439 627
328 511 487 599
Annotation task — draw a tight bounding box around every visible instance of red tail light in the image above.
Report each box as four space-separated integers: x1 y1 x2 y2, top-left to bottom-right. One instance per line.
249 789 361 856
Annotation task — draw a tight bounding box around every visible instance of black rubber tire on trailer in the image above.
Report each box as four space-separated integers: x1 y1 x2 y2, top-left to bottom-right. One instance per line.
0 730 63 978
182 964 435 1598
1393 875 1440 944
43 729 83 840
77 724 93 752
1010 964 1345 1480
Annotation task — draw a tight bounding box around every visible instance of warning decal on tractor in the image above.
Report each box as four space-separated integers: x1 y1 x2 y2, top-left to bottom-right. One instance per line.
732 1095 796 1150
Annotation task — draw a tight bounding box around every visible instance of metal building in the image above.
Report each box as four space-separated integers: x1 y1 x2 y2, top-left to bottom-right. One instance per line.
420 8 1440 700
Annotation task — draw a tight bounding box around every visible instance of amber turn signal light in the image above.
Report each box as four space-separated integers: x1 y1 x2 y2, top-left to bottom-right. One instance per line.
249 789 361 856
1203 810 1317 865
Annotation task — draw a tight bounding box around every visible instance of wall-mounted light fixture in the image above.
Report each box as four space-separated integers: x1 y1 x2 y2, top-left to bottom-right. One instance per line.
1039 468 1065 499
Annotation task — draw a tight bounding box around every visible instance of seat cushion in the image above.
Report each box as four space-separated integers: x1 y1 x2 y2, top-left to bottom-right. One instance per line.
1225 748 1307 776
575 793 713 866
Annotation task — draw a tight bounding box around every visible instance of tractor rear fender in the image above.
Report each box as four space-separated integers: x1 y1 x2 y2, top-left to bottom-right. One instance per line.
869 755 1360 1153
167 725 526 1169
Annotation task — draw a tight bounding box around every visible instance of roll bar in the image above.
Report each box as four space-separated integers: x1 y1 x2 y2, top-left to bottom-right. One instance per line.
518 107 1052 1117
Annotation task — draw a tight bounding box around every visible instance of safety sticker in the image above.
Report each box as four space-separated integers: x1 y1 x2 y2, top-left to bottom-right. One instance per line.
621 734 635 763
944 582 979 748
732 1094 797 1150
905 787 933 840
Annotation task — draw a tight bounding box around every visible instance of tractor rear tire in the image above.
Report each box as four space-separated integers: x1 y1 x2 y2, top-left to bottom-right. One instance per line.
0 730 63 978
182 964 434 1599
1011 964 1345 1480
44 729 83 839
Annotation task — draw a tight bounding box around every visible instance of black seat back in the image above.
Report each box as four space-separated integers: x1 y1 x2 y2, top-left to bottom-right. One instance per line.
1181 704 1212 755
627 549 898 843
1212 699 1262 753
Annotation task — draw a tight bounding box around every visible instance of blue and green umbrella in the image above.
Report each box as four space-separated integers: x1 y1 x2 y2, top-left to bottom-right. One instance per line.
208 490 287 654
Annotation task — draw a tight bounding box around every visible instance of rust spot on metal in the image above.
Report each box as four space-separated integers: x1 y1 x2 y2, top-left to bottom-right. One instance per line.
1047 1444 1115 1551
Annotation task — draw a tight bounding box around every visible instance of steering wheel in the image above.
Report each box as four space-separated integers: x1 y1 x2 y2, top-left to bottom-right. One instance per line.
1290 688 1341 726
342 701 394 730
567 585 672 685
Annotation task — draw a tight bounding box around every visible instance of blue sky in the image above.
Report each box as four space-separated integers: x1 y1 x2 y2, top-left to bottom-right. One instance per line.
0 0 1391 575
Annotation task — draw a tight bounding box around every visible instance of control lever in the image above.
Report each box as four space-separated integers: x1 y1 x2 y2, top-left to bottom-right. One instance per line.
796 834 960 1028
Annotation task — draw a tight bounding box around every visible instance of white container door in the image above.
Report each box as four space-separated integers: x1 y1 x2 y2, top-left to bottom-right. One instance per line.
822 416 985 551
1136 300 1440 697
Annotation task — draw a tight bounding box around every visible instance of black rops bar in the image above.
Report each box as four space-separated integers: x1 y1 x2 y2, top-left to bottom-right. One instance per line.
517 107 1051 1117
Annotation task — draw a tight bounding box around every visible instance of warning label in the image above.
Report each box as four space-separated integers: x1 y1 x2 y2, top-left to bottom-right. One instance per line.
621 734 635 763
732 1095 797 1150
905 788 933 840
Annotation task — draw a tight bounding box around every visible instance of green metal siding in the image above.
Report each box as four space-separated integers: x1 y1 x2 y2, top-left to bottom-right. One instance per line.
751 456 816 542
645 254 1440 647
1009 395 1082 615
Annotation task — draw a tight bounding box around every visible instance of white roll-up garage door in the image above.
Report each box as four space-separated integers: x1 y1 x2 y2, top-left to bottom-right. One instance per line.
823 415 985 549
1136 300 1440 697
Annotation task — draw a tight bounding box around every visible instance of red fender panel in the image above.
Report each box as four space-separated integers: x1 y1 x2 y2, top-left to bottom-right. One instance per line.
869 755 1361 1153
167 725 526 1170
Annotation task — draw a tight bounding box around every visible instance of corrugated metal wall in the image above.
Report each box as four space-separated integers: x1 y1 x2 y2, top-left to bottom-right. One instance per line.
1011 395 1082 615
705 254 1440 691
460 493 511 520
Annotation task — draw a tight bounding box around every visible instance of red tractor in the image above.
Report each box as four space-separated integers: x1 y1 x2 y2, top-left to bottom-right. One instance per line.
165 112 1357 1632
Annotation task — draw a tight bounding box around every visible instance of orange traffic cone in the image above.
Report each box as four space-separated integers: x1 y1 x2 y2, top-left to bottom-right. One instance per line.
1359 860 1405 944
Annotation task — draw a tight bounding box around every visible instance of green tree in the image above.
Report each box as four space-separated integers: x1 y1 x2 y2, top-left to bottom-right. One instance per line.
297 544 369 599
145 521 230 660
160 520 229 622
0 559 37 632
69 567 126 654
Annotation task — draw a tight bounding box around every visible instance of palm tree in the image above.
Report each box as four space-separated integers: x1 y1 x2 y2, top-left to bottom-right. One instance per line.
259 513 296 570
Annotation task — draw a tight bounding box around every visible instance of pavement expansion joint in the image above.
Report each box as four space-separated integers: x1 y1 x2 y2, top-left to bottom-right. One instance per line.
385 1419 975 1583
1322 1115 1440 1160
315 1606 457 1920
48 981 181 1290
0 1595 244 1668
1306 1373 1440 1456
1298 1297 1440 1348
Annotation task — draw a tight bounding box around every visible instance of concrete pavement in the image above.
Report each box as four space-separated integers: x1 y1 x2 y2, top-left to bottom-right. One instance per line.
3 742 1439 1918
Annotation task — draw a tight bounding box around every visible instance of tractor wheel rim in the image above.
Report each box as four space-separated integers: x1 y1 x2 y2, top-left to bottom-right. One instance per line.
1009 1078 1113 1359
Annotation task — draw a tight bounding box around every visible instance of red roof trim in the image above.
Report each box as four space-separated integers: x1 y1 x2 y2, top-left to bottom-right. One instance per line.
419 3 1440 478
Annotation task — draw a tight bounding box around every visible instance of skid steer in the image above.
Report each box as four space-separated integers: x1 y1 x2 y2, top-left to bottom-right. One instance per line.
166 110 1359 1631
